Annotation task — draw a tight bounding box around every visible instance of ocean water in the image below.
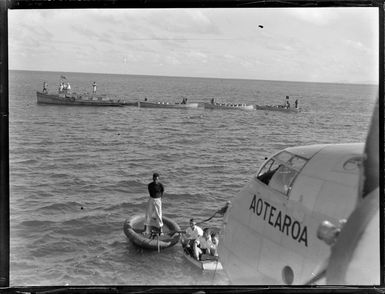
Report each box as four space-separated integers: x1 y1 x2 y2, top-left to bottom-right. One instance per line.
9 70 377 286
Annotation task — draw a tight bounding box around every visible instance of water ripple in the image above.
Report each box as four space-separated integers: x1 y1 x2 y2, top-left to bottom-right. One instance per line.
9 70 377 286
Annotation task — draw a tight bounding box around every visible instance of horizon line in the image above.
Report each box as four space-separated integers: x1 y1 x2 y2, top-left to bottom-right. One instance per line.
9 68 379 87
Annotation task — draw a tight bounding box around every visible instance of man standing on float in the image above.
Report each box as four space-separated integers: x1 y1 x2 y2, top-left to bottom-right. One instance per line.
144 173 164 235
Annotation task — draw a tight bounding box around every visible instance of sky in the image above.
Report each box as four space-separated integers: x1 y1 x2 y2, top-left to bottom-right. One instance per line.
8 8 379 84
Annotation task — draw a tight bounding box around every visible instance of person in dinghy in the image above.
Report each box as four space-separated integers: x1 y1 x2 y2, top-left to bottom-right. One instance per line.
181 218 203 254
210 232 219 257
143 173 165 236
192 228 219 261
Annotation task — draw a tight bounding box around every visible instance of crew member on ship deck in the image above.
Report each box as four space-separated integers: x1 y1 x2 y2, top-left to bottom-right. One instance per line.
42 81 48 93
285 96 290 108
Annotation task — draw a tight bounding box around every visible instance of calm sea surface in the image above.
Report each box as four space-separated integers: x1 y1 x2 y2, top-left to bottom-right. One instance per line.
9 70 377 286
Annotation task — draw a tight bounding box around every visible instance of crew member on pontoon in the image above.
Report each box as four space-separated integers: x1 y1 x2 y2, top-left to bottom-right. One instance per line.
59 82 64 92
295 99 298 109
144 173 164 236
92 82 96 94
210 98 215 104
181 97 187 104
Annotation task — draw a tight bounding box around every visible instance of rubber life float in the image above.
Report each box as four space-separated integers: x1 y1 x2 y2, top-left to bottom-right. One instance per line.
123 215 181 250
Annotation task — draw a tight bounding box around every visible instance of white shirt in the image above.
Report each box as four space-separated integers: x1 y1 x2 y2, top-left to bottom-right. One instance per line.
197 235 214 250
185 225 203 240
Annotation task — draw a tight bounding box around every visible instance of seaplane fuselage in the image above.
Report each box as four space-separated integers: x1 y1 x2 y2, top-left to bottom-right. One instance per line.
219 143 364 285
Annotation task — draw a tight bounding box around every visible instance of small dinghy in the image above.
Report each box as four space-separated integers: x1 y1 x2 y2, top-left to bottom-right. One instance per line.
123 215 181 250
182 245 223 271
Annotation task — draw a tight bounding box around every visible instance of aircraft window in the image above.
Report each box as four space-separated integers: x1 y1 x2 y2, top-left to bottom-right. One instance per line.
257 159 280 185
276 151 293 163
288 156 307 170
268 165 298 196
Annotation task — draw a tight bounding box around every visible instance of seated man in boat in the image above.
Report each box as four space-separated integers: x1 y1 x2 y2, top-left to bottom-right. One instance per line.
181 218 203 255
193 228 217 260
181 97 187 104
210 232 219 257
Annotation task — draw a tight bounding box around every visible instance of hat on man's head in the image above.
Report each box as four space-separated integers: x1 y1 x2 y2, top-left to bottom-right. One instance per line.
153 173 160 178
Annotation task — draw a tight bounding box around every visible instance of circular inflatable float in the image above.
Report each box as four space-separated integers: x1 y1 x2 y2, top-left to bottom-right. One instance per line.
123 215 181 250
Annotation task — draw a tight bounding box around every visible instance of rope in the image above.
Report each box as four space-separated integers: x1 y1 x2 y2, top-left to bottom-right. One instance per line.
166 201 231 236
196 201 230 226
157 235 160 253
211 254 221 284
